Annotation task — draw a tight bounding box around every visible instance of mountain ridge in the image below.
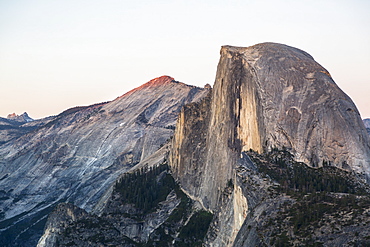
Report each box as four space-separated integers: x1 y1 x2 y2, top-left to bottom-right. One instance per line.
0 76 209 247
119 75 195 99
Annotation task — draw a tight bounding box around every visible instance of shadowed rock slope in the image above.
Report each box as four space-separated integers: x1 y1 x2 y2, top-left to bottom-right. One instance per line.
38 160 214 247
0 76 209 247
170 43 370 246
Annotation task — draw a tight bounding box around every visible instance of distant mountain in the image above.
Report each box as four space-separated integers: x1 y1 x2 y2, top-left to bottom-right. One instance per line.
6 112 34 123
0 113 52 145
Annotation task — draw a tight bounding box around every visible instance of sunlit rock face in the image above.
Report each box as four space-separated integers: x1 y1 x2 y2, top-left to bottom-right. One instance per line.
0 76 209 247
170 43 370 246
220 43 370 176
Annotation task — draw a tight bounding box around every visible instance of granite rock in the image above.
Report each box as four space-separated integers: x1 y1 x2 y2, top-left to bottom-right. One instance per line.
170 43 370 246
0 76 208 247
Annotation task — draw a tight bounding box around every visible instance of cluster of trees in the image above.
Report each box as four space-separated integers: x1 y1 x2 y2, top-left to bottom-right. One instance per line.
114 163 175 214
176 210 213 246
289 192 361 233
253 149 365 195
114 163 214 246
249 149 370 244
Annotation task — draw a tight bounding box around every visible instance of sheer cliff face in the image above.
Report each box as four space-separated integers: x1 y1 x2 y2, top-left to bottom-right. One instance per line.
224 43 370 178
170 43 370 245
0 76 208 247
172 43 370 186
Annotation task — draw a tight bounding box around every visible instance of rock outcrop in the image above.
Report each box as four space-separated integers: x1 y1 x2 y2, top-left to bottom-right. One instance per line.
6 112 34 123
38 151 214 247
36 203 88 247
170 43 370 246
218 43 370 176
0 76 209 247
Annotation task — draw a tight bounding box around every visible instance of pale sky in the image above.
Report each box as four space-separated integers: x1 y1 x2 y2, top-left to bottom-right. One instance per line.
1 0 369 119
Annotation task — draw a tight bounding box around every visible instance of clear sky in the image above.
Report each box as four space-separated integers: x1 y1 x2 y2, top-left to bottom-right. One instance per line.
1 0 369 119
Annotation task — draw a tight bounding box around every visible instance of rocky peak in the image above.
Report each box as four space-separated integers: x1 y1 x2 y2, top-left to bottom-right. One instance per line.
120 75 177 98
6 112 34 123
148 75 175 85
6 113 17 119
138 75 176 89
0 76 209 247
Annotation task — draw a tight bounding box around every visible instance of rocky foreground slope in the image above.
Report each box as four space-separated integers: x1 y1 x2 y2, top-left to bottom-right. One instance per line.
0 76 208 246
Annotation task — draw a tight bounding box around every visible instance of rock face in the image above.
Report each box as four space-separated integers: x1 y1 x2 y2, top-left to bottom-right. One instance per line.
364 119 370 136
38 155 214 247
0 76 209 247
219 43 370 175
170 43 370 245
36 203 88 247
364 119 370 128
